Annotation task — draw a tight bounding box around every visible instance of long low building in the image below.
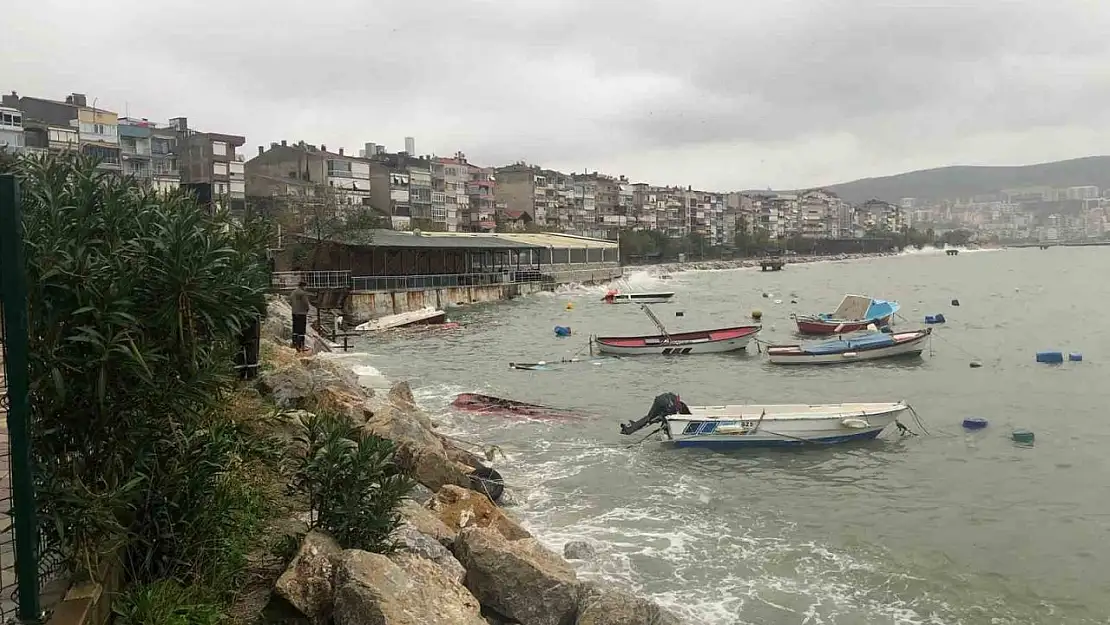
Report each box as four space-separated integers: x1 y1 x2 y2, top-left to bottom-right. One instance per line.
272 229 622 321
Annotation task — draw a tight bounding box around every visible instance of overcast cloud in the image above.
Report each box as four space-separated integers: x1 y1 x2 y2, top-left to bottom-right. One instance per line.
3 0 1110 190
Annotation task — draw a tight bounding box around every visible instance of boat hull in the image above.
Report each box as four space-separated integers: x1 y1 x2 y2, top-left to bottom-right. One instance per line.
658 403 908 448
767 330 930 365
451 393 582 420
355 307 446 332
603 292 675 304
794 315 892 335
594 326 760 355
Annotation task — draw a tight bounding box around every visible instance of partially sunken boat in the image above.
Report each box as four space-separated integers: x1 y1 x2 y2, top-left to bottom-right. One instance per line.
354 307 446 332
765 328 931 365
792 294 899 335
619 393 911 448
451 393 584 420
593 305 760 355
602 290 676 304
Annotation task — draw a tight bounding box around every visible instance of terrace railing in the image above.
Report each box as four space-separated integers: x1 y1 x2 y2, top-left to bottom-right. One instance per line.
271 265 623 293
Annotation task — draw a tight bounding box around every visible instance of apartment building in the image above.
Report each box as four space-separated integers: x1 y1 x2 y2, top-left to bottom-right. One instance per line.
858 199 904 232
493 163 551 226
115 118 181 193
468 165 497 231
431 153 468 232
366 152 446 231
172 117 246 208
2 92 121 170
0 106 23 152
246 141 372 219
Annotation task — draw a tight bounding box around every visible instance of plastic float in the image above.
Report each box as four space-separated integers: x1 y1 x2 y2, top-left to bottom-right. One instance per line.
1012 429 1035 445
554 325 572 337
1035 351 1064 364
951 299 960 306
751 310 763 320
962 417 988 430
924 313 946 324
1069 352 1083 362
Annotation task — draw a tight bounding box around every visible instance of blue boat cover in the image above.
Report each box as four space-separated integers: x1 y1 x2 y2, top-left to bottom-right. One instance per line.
802 332 896 355
864 299 899 320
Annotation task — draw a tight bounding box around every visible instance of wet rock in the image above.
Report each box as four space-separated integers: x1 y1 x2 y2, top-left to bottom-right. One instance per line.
575 582 682 625
408 482 435 505
392 525 466 584
428 485 531 541
394 444 474 492
332 549 485 625
304 357 364 396
398 500 456 546
364 397 441 451
274 530 342 624
562 540 597 561
454 527 578 625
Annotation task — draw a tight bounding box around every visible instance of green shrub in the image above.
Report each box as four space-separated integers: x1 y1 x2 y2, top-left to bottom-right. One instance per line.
113 580 224 625
292 412 413 552
10 152 271 589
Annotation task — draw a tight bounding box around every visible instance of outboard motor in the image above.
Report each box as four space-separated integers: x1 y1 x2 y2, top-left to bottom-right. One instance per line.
619 392 691 435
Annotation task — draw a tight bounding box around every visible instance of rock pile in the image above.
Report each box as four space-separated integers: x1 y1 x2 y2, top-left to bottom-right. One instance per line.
257 298 681 625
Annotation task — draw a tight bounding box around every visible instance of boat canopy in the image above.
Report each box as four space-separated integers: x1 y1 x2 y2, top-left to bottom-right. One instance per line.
801 332 896 355
864 299 899 320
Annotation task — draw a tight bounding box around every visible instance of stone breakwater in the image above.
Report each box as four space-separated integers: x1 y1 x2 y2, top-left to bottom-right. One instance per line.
638 252 898 275
254 297 680 625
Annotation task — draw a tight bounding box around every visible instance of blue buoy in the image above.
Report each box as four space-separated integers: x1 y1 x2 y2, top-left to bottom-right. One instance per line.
1012 429 1035 445
554 326 572 337
1035 351 1063 364
1069 352 1083 362
962 417 988 430
924 313 946 324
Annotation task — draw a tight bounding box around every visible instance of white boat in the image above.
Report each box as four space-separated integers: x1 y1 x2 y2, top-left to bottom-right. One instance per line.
602 290 675 304
592 305 760 355
354 307 446 332
619 393 911 448
766 328 932 365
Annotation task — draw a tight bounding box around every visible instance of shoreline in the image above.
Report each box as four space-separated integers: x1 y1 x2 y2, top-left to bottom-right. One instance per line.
256 297 680 625
626 251 899 275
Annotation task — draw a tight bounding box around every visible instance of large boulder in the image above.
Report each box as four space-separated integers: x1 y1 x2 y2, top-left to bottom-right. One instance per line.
304 357 365 397
427 485 531 541
274 530 342 624
393 443 474 492
398 500 456 546
392 525 466 585
364 398 441 451
453 527 579 625
575 582 682 625
257 365 315 409
331 549 486 625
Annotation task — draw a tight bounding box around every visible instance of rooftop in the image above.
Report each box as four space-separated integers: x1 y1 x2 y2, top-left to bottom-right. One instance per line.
321 229 542 250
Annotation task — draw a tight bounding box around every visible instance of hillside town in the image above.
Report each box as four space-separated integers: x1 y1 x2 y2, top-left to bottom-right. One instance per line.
1 90 1105 248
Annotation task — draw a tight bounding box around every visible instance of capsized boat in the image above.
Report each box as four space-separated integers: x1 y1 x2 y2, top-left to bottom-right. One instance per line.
792 294 900 335
354 306 446 332
766 328 932 365
451 393 584 420
593 305 760 355
602 290 676 304
619 393 911 448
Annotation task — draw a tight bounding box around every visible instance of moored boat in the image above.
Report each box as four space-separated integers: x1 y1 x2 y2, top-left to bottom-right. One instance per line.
766 328 932 365
602 290 676 304
792 294 900 335
593 305 760 355
451 393 584 420
619 393 911 448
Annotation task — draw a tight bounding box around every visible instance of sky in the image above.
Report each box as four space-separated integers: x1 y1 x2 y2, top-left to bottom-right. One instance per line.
3 0 1110 191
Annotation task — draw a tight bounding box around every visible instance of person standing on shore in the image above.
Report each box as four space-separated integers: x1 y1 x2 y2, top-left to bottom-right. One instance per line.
289 281 312 352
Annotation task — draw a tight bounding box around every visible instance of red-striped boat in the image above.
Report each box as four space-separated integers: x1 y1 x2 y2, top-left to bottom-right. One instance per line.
792 294 900 336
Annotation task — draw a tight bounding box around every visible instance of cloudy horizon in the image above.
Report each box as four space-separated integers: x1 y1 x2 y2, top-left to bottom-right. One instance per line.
3 0 1109 191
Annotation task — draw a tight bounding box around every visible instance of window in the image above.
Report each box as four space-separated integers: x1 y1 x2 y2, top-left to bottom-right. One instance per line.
212 141 227 156
213 162 228 176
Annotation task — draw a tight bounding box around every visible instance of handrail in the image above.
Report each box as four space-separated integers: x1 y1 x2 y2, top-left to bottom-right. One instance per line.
271 266 622 292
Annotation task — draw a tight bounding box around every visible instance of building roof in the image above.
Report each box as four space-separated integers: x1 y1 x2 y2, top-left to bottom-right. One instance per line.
433 231 617 249
322 229 542 250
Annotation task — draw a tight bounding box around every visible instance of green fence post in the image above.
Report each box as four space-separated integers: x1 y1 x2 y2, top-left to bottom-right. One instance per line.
0 174 40 623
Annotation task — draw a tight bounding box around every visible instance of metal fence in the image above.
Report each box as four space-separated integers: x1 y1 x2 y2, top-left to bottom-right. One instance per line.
0 175 43 623
271 265 623 293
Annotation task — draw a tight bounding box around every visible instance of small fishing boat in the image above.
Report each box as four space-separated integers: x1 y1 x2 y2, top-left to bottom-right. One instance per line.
765 328 932 365
451 393 583 420
602 290 676 304
619 393 912 448
792 294 900 335
354 307 446 332
593 305 760 355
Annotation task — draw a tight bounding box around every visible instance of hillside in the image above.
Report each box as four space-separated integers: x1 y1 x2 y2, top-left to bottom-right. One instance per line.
824 156 1110 205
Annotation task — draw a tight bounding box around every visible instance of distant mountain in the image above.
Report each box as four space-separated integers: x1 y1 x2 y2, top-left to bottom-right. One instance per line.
824 156 1110 205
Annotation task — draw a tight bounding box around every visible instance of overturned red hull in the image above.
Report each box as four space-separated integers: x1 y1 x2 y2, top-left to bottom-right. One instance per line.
451 393 584 420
